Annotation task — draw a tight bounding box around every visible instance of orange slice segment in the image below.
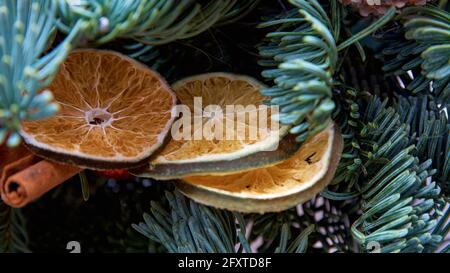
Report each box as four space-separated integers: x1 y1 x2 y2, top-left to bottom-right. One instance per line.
20 49 177 170
176 123 343 213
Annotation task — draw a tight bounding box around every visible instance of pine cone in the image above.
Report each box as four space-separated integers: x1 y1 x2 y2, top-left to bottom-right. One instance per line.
339 0 429 16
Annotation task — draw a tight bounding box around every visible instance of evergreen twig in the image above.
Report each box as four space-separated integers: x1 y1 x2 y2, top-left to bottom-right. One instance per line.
0 202 29 253
258 0 338 142
0 0 82 147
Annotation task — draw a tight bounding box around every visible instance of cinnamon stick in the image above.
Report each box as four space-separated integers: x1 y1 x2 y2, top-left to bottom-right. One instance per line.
0 155 82 208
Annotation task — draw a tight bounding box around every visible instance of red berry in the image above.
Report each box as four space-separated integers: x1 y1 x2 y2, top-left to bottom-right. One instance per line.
96 169 131 180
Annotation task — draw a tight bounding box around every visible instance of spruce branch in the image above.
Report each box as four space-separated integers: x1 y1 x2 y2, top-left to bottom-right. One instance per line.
133 191 314 253
425 200 450 252
258 0 338 142
329 52 448 196
377 5 450 101
0 0 82 147
56 0 259 45
0 202 29 253
395 95 449 193
132 191 248 253
326 67 449 252
333 96 446 252
337 7 396 51
326 88 365 197
251 197 355 253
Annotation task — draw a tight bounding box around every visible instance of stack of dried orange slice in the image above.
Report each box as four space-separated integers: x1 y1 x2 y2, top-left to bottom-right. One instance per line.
19 50 342 213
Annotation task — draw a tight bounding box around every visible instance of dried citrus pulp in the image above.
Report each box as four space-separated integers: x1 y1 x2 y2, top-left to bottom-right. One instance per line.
176 123 343 213
20 50 177 170
135 73 293 179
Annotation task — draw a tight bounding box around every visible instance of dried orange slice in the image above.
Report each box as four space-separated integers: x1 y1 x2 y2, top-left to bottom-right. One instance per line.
176 123 343 213
136 73 290 179
135 134 301 180
20 49 177 170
